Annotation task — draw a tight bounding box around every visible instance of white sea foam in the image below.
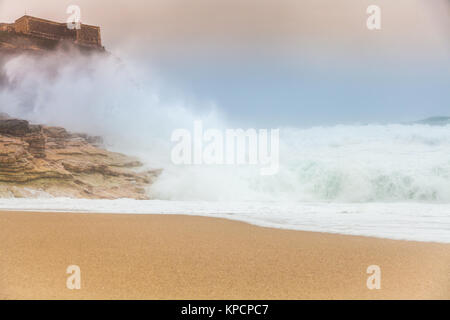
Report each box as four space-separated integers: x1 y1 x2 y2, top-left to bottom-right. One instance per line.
0 198 449 243
1 52 450 243
2 52 450 203
149 124 450 202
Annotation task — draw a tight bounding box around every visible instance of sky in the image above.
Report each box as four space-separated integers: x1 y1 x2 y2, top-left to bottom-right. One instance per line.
1 0 449 127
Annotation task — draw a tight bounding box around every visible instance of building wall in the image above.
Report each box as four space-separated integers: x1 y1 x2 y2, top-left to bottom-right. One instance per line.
14 16 29 34
10 16 102 48
27 17 75 41
76 24 101 47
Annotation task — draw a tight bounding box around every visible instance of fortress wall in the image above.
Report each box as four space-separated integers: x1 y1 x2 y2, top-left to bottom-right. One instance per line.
1 16 103 50
76 25 101 47
14 17 29 34
25 17 76 41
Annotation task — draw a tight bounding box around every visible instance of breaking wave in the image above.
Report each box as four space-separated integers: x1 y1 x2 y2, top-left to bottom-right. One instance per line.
1 51 450 203
149 123 450 202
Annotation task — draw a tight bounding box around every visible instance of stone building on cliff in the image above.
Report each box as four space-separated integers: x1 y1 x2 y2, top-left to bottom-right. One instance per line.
0 15 103 52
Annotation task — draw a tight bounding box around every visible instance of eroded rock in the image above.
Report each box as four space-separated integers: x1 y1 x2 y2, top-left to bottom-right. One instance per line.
0 117 160 199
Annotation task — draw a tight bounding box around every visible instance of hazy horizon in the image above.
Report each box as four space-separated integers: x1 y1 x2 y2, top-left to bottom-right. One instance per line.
1 0 449 127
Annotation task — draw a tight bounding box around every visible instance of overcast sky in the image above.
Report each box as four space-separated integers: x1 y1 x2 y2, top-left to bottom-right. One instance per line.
1 0 449 126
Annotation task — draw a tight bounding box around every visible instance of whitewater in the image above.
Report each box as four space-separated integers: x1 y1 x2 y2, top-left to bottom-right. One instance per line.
2 122 450 244
1 52 449 243
1 199 449 243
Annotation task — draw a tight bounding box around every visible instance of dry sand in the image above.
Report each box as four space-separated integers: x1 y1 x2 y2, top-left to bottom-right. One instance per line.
0 211 449 299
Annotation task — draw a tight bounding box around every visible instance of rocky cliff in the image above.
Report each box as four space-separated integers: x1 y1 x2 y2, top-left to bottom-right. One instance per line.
0 114 159 199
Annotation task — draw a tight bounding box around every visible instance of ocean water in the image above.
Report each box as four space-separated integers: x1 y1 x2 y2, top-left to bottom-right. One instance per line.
3 53 450 204
1 53 450 244
148 124 450 203
0 199 449 243
1 124 450 243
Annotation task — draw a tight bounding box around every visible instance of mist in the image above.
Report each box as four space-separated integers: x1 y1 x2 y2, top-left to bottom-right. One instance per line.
1 0 450 201
1 0 449 126
1 50 450 202
0 50 224 164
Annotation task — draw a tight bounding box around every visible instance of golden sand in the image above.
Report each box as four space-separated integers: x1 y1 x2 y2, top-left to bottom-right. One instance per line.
0 211 448 299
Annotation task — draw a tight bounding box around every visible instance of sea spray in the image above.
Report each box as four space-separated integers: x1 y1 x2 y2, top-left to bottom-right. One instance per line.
1 51 450 202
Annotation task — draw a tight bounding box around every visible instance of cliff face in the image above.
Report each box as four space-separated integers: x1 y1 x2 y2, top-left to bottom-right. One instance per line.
0 114 159 199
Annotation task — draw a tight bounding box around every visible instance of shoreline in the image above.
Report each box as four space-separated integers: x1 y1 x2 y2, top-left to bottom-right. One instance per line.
1 211 449 299
1 199 449 244
0 208 448 245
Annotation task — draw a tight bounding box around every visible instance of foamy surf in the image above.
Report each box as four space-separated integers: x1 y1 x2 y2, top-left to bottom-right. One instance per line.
1 198 449 243
2 52 450 245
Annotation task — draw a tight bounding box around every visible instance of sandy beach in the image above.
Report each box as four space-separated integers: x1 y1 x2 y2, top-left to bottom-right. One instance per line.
0 211 449 300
